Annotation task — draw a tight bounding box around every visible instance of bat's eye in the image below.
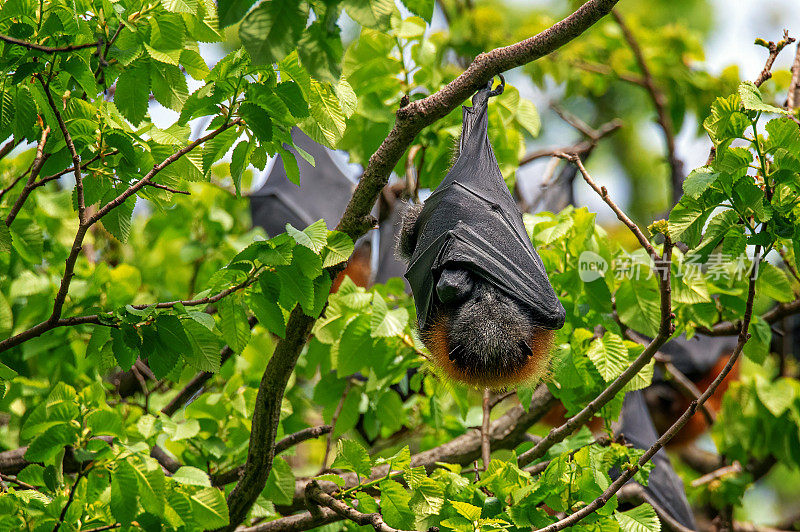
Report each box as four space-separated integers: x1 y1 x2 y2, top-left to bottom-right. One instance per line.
436 268 474 304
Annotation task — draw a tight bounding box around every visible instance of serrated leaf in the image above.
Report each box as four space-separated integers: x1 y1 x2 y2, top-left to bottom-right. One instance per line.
738 81 789 115
322 231 354 268
111 459 139 524
615 504 661 532
587 332 628 382
683 167 719 198
115 60 151 125
162 0 197 13
218 295 251 353
343 0 395 29
370 293 409 337
263 457 295 506
331 439 372 478
286 220 328 253
239 0 307 65
173 466 212 487
151 64 188 111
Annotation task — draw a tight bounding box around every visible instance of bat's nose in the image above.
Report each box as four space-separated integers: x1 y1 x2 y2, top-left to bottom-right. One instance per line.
436 268 474 304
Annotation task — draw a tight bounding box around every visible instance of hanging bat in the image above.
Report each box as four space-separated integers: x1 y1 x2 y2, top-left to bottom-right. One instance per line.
397 80 565 388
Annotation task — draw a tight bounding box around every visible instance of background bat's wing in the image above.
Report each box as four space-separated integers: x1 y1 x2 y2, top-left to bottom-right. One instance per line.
659 334 738 380
616 390 697 530
250 128 356 234
375 201 412 288
406 86 564 330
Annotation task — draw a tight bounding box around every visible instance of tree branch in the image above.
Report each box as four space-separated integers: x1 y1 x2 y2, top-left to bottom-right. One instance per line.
306 481 413 532
211 425 332 487
531 249 762 532
5 126 51 226
238 508 340 532
0 34 100 53
788 40 800 110
754 31 795 87
518 153 673 467
0 120 243 354
481 388 491 470
36 74 87 224
611 10 683 206
221 1 619 529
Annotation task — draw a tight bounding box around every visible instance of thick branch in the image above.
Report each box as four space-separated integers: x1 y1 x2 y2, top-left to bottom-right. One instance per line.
611 10 683 206
238 509 340 532
702 298 800 337
335 0 619 240
211 425 332 487
222 1 619 529
532 249 761 532
788 41 800 110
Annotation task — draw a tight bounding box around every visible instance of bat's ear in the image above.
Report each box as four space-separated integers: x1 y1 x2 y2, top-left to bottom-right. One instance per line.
435 268 474 304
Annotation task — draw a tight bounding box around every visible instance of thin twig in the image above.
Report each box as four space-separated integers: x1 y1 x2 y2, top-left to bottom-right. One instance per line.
36 74 86 224
0 473 36 490
53 467 88 532
531 249 762 532
518 153 673 468
788 41 800 110
618 483 696 532
611 10 683 206
690 462 743 488
306 481 414 532
651 351 716 426
754 31 795 87
5 126 50 226
0 138 21 161
481 388 491 471
0 34 100 53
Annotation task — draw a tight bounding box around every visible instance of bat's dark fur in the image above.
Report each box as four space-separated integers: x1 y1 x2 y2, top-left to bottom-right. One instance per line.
397 204 553 388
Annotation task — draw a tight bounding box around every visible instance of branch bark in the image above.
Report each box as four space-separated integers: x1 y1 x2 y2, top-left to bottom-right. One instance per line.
220 1 619 529
0 34 100 53
5 126 50 226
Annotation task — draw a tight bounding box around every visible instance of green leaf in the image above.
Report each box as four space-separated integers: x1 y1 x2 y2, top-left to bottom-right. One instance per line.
370 292 409 337
669 196 711 247
400 0 434 21
331 439 372 478
156 314 192 355
173 466 212 487
615 504 661 532
230 140 252 196
297 20 344 84
130 457 166 517
277 265 315 315
683 167 719 199
13 85 36 142
337 316 373 376
249 296 287 338
343 0 395 29
756 262 793 303
276 145 300 184
263 457 295 506
162 0 197 13
615 280 659 337
275 81 309 119
587 332 628 382
180 49 210 79
151 64 189 111
738 81 789 115
755 376 795 417
111 326 138 369
115 59 151 125
0 223 11 253
286 220 328 253
203 127 239 174
217 0 257 27
111 460 139 524
322 231 354 268
24 425 76 465
239 0 307 65
516 98 540 137
239 102 273 143
184 320 223 372
219 295 251 353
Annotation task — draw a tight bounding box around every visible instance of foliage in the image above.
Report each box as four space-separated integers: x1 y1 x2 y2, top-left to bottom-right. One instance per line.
1 0 800 531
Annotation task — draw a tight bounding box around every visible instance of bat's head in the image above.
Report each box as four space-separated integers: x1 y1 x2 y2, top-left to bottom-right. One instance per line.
420 267 555 389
